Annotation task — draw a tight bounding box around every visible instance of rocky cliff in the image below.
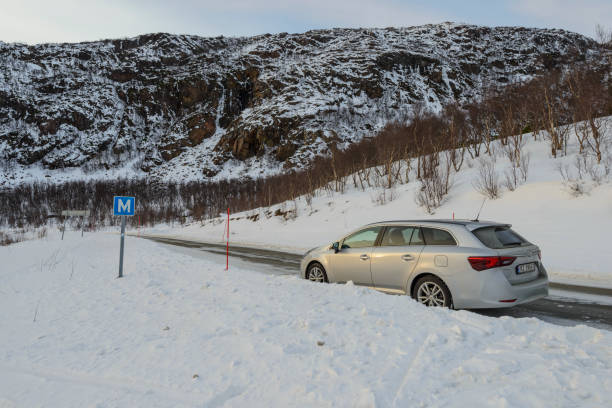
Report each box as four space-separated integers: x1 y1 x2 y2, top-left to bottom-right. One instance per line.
0 23 601 185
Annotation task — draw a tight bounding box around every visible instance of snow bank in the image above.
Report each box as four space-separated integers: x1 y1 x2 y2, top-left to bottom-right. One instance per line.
1 232 611 407
150 124 612 288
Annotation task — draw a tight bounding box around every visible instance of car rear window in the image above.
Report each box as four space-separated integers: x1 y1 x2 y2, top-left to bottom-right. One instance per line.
421 227 457 246
472 226 528 249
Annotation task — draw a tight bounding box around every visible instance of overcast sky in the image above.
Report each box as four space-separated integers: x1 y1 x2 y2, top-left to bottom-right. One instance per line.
2 0 611 44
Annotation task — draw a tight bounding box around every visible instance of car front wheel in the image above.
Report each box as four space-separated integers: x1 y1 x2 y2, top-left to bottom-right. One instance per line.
307 262 328 283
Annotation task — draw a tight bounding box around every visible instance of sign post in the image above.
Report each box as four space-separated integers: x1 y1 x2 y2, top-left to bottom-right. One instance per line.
118 215 126 278
113 196 135 279
226 207 229 271
61 210 90 239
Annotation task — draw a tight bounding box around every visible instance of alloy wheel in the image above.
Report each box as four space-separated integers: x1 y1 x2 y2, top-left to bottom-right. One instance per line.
416 281 446 307
308 265 325 282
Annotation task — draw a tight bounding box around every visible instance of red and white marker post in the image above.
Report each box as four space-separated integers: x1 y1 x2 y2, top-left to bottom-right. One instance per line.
226 207 230 270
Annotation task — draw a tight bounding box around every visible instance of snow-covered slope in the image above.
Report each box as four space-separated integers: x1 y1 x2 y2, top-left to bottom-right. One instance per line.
1 231 610 407
147 119 612 287
0 23 601 187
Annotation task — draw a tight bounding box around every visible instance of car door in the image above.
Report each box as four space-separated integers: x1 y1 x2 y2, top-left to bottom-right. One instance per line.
330 226 382 286
371 226 425 292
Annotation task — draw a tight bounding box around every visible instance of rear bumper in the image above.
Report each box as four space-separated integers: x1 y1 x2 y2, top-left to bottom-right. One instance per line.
450 265 549 309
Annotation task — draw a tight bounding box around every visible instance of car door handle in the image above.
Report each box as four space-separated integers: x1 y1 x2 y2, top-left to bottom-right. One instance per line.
401 254 414 261
360 254 370 261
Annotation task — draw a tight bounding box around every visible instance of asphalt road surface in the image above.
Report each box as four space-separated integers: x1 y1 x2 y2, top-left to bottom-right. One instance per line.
144 236 612 331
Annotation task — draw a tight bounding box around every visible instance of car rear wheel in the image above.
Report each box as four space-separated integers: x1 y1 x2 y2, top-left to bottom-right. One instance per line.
413 276 452 308
307 262 328 283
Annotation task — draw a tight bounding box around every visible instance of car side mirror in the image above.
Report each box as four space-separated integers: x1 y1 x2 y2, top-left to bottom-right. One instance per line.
332 242 340 253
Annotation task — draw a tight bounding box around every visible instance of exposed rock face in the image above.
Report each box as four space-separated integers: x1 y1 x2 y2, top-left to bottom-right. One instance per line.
0 23 601 183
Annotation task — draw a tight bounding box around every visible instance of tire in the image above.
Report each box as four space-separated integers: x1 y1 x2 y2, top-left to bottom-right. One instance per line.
306 262 328 283
412 275 452 308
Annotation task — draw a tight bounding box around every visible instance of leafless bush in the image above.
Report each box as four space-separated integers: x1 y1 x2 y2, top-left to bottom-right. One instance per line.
503 134 526 168
578 154 606 185
0 230 26 246
402 158 412 184
503 167 519 191
557 162 585 197
519 153 530 183
372 188 398 206
473 159 501 199
304 192 314 209
37 227 47 239
556 157 594 196
504 148 530 191
415 166 452 214
595 24 612 48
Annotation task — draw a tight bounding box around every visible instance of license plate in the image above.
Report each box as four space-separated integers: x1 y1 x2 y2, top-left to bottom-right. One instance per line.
516 262 537 274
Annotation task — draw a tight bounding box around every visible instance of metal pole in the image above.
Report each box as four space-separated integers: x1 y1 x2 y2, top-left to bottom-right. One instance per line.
118 215 126 278
61 218 65 240
81 215 84 237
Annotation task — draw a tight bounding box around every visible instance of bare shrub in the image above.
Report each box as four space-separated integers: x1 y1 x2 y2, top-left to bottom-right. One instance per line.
415 166 452 214
0 230 25 246
37 227 47 239
503 167 519 191
560 171 584 197
557 159 588 196
372 188 398 206
402 158 412 184
304 192 314 209
503 145 530 191
595 24 612 48
503 134 526 168
473 159 501 199
519 153 530 183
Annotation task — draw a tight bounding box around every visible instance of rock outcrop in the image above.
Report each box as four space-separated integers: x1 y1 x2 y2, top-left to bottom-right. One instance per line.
0 23 601 183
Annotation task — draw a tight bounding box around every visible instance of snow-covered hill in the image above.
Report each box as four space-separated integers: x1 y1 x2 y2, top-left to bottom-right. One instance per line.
147 118 612 287
0 23 601 186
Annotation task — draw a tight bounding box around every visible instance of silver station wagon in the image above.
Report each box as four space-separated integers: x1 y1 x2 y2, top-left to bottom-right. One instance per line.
300 220 549 309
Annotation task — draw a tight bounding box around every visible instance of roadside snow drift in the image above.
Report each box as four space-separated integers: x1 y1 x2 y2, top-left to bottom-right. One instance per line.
1 232 611 407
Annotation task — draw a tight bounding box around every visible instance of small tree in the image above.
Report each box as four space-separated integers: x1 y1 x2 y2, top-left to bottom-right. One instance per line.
473 159 501 199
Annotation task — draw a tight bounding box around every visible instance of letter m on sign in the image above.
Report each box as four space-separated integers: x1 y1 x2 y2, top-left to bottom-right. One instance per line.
113 196 135 216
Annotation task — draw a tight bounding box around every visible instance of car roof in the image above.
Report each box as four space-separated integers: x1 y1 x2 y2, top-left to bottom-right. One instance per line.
365 219 510 231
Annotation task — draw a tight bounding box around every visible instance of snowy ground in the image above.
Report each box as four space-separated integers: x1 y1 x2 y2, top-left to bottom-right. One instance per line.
146 123 612 289
1 231 611 407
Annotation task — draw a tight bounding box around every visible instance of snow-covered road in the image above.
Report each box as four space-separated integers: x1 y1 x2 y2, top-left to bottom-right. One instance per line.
1 232 611 407
145 236 612 332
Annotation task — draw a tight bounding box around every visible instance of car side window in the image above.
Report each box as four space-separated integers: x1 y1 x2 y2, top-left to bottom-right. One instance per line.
342 226 382 249
410 228 425 245
380 226 420 246
421 227 457 246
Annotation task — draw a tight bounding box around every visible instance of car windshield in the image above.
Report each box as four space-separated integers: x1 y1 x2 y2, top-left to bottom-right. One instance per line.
472 226 528 249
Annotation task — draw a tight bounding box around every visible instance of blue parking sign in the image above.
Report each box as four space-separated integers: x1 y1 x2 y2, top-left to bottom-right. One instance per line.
113 196 135 216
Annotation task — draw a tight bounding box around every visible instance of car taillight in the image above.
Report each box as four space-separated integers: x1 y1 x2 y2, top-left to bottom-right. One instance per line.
468 256 517 271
